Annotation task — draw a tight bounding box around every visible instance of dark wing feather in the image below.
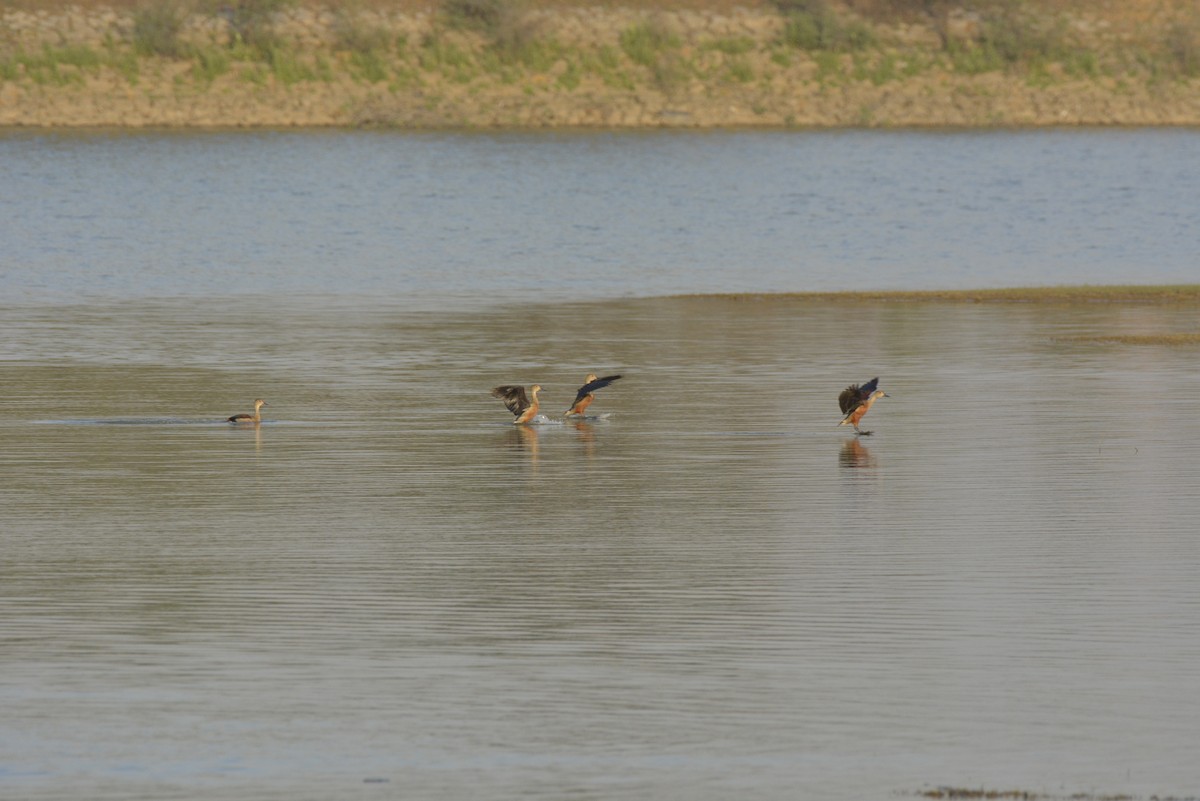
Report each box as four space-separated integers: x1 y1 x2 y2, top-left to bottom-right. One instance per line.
838 377 878 414
491 385 530 416
573 374 622 405
838 385 862 415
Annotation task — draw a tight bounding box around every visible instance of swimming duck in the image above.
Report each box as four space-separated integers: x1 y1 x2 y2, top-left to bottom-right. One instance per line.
228 398 268 424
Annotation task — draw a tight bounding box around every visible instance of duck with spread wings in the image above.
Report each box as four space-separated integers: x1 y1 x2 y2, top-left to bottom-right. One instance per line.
564 374 621 417
491 384 542 425
838 377 888 435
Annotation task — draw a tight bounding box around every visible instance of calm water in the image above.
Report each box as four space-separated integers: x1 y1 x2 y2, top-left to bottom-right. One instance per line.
3 128 1199 304
2 130 1200 801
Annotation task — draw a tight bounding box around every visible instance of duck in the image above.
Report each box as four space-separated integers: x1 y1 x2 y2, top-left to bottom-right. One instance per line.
838 378 888 435
564 373 621 417
228 398 268 424
491 384 541 424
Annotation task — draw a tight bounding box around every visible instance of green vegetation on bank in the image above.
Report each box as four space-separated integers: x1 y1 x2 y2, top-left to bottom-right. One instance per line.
2 0 1198 96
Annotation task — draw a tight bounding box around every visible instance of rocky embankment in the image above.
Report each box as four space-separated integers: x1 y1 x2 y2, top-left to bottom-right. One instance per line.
2 2 1199 128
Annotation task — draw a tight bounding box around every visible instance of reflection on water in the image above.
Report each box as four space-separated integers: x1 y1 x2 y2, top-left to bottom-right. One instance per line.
839 438 876 470
503 423 541 468
2 295 1199 801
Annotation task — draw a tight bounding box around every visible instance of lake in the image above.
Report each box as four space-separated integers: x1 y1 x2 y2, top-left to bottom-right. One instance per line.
2 129 1199 801
3 128 1199 304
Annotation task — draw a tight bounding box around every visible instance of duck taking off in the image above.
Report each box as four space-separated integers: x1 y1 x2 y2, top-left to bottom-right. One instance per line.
838 378 888 435
564 374 621 417
491 384 541 424
228 398 268 424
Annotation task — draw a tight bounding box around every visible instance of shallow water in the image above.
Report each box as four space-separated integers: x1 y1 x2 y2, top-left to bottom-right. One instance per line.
3 293 1200 801
3 128 1200 799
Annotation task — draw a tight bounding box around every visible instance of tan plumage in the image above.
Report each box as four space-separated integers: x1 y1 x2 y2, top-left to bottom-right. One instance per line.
564 373 621 417
837 377 888 435
491 384 541 424
228 398 268 424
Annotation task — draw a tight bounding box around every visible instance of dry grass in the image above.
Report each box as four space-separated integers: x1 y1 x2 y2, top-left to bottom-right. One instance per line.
0 0 1187 20
4 0 1198 126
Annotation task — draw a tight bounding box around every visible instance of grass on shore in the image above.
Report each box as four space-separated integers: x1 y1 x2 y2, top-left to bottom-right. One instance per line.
2 0 1198 95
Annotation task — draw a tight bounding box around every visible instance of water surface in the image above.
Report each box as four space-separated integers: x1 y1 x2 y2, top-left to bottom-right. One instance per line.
3 294 1199 801
3 128 1198 306
3 129 1199 800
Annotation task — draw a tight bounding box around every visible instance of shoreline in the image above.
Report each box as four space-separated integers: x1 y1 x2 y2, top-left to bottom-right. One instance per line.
671 285 1200 304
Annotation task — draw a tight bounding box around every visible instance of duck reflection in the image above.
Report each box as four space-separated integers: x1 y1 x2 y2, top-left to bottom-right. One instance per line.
839 438 876 470
504 423 540 467
227 415 266 453
570 419 596 458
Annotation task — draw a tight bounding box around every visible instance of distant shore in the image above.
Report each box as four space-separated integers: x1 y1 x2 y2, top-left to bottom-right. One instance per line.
2 0 1199 128
676 286 1200 344
680 285 1200 304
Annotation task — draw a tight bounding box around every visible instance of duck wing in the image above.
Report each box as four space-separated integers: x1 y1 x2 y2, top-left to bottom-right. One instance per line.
572 374 621 405
838 377 878 414
491 385 531 416
838 385 862 415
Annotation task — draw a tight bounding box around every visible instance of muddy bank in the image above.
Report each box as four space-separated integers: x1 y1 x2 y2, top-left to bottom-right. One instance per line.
2 2 1199 128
